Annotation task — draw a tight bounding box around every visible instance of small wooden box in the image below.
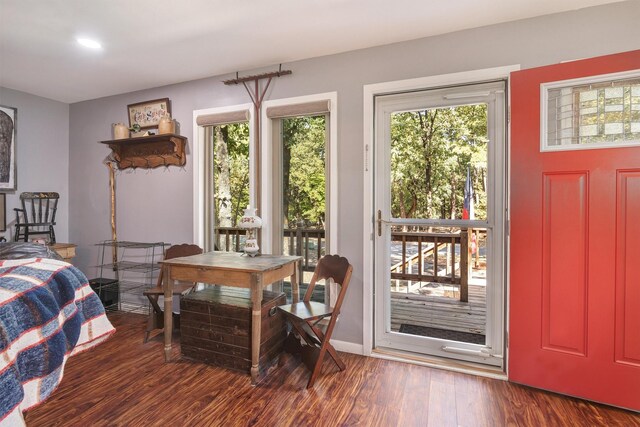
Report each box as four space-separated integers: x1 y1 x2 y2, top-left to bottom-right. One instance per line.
180 286 287 375
50 243 77 264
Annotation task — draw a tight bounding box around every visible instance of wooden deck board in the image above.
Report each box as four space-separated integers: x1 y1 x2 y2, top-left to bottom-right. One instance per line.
391 284 487 335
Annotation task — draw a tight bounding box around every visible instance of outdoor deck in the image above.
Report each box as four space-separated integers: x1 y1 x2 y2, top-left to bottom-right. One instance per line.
390 282 486 335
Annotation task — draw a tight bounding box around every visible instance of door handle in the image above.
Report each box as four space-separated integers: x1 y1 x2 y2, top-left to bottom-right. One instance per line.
377 210 393 236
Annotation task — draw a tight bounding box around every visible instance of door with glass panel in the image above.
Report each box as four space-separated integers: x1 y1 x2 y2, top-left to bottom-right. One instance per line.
510 53 640 410
374 81 506 366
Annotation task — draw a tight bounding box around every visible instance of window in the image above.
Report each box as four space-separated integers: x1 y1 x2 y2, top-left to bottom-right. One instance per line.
210 122 250 251
261 93 338 303
542 70 640 151
192 105 254 251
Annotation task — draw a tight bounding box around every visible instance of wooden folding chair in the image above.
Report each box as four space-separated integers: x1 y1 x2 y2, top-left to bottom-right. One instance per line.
277 254 353 388
143 243 203 343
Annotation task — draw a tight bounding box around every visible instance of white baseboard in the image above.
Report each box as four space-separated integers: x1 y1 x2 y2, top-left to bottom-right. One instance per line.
332 339 364 355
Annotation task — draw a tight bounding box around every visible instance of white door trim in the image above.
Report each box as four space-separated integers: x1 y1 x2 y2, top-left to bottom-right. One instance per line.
192 103 255 248
362 65 520 357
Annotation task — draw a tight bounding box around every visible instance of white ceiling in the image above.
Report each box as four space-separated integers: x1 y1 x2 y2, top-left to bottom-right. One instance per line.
0 0 621 103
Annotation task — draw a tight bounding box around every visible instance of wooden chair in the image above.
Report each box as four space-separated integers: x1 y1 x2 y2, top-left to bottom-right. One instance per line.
14 192 59 244
278 254 353 388
143 243 203 343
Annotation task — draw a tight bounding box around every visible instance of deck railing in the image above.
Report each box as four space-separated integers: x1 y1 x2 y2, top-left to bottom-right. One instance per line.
215 226 325 280
390 228 477 302
216 225 479 303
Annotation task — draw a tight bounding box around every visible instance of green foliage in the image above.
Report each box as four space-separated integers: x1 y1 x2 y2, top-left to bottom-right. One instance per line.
390 104 488 220
213 116 326 229
282 116 326 227
213 123 250 226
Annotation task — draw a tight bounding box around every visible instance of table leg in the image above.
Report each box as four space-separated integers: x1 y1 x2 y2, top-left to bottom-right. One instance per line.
291 260 300 303
250 275 263 385
163 265 173 362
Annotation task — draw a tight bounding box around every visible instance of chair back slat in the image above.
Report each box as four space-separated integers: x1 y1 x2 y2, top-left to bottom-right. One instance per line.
304 254 352 303
314 254 351 285
156 244 204 287
20 192 59 224
15 192 60 243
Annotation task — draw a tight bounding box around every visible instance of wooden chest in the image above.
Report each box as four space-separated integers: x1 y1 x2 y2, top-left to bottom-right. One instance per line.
180 286 287 375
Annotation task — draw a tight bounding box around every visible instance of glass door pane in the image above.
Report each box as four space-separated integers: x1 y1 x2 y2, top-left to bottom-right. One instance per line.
389 103 488 344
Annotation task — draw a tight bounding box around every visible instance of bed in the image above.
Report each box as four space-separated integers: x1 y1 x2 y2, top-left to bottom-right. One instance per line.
0 248 115 426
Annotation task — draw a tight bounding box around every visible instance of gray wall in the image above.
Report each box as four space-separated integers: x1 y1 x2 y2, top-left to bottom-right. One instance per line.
68 1 640 346
0 87 69 242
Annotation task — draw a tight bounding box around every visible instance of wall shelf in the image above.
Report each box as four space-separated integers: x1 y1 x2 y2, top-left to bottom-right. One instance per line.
99 133 187 169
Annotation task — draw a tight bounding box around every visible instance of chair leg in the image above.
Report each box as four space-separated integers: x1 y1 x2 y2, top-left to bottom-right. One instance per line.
307 341 329 389
144 306 155 343
326 344 346 371
306 317 345 387
144 295 162 343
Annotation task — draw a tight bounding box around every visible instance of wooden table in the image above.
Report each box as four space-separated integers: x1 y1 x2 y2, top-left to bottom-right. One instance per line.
161 251 301 384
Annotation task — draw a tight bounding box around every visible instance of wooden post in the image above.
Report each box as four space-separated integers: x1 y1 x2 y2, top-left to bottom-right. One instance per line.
459 228 471 303
296 221 304 281
163 264 173 362
474 229 480 268
250 274 263 385
434 237 439 282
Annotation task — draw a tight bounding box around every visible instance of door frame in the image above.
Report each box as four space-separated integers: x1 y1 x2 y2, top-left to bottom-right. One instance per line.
362 65 519 366
374 81 506 366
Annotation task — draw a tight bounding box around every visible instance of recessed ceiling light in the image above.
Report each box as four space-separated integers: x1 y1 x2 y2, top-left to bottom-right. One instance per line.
76 38 102 49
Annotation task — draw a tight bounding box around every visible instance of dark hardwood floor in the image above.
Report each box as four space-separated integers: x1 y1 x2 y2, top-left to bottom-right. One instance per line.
26 312 640 426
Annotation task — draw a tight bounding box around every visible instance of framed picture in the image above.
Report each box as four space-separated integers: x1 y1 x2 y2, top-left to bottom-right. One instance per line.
127 98 171 130
0 193 5 232
0 106 17 191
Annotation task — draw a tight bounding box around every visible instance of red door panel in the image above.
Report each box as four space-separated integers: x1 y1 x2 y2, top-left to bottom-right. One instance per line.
616 171 640 367
510 49 640 410
541 172 588 356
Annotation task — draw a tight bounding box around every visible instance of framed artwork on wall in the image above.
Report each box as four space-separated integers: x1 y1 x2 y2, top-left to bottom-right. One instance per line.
0 193 5 232
127 98 171 130
0 106 17 191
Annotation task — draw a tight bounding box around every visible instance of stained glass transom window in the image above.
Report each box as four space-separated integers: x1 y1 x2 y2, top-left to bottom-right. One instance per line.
543 73 640 151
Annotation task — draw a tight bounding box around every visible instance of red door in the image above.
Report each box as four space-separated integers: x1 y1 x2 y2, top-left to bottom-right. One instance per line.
510 50 640 411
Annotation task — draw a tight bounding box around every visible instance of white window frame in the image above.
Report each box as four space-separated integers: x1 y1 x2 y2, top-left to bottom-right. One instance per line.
362 65 519 364
192 103 255 248
540 69 640 152
261 92 338 256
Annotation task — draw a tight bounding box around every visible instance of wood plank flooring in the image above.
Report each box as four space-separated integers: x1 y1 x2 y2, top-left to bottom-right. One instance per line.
26 312 640 426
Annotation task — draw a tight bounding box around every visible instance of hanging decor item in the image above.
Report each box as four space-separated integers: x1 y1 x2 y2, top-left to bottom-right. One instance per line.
0 105 17 191
223 65 292 211
127 98 171 130
239 206 262 256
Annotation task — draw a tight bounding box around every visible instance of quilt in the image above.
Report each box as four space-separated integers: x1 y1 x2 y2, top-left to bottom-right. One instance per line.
0 258 115 426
